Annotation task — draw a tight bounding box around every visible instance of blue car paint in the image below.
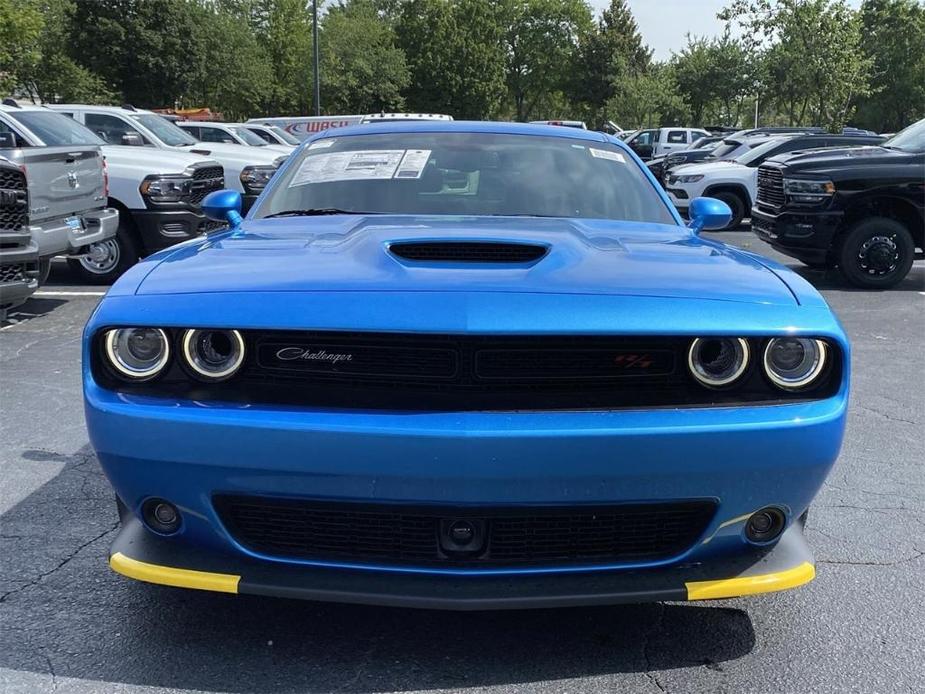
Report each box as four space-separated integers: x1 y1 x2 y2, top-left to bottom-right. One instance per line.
84 120 850 583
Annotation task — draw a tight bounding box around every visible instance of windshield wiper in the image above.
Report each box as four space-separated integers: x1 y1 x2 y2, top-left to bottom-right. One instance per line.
262 208 381 218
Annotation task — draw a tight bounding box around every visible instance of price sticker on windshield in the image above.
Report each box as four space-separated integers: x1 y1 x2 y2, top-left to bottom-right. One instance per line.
589 148 626 163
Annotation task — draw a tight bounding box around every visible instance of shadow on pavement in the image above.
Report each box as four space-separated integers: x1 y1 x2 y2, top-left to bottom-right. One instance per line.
0 447 757 693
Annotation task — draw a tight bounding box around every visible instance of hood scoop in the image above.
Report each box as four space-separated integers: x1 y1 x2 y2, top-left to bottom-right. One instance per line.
388 241 548 264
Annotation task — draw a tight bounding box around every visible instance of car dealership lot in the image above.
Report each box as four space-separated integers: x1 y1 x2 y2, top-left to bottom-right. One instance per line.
1 237 923 694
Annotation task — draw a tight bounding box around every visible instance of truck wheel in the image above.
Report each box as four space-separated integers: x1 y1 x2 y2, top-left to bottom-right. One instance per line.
838 217 915 289
37 258 51 286
67 230 138 285
711 192 745 230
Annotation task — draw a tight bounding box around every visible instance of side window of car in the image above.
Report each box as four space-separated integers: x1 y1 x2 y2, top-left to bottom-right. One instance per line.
181 125 200 139
248 127 274 144
199 127 235 144
633 130 655 146
667 130 687 144
85 113 146 145
0 119 29 148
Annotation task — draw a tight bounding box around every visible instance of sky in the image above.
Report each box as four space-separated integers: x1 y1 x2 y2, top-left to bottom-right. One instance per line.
591 0 864 61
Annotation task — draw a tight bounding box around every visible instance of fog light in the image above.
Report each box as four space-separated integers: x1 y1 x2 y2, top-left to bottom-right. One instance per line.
745 507 786 544
142 498 182 535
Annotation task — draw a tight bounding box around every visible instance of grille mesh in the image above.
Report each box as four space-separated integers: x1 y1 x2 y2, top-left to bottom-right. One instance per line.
187 165 224 205
756 166 785 208
0 263 26 284
390 241 548 263
0 168 27 232
214 495 717 568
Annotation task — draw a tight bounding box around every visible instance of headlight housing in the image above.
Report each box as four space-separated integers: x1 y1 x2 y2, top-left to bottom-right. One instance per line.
240 165 278 194
688 337 750 388
783 178 835 205
139 175 193 203
104 328 170 380
676 174 704 183
763 338 828 390
181 329 246 381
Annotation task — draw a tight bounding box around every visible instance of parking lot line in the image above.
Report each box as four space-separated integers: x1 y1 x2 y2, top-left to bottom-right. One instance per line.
34 290 107 297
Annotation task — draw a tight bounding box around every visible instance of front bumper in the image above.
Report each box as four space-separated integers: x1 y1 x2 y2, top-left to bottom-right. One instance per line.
751 207 843 264
0 238 40 309
31 207 119 259
110 513 815 609
133 209 224 254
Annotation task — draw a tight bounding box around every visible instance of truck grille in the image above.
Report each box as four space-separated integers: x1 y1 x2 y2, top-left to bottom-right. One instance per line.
0 168 28 232
0 263 26 284
756 166 785 208
214 496 717 568
186 165 224 205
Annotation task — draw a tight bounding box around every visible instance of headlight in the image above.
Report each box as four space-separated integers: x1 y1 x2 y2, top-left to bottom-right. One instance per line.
181 329 245 381
676 174 704 183
240 165 278 193
688 337 750 388
104 328 170 380
139 175 192 203
783 178 835 204
763 338 827 390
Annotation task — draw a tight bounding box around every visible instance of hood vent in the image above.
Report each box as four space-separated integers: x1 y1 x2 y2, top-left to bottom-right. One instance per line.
389 241 548 263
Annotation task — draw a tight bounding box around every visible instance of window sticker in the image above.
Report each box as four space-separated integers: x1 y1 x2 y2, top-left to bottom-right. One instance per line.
307 138 335 150
589 148 626 163
393 149 432 179
289 150 405 186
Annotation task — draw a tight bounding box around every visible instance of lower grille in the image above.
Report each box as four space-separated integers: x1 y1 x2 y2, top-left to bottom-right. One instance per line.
0 263 26 284
214 495 717 568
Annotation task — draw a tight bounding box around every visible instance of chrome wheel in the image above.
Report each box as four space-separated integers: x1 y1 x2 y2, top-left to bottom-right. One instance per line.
78 239 121 275
857 234 899 277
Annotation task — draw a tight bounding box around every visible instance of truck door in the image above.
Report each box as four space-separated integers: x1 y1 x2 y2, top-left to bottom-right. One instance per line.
659 130 690 156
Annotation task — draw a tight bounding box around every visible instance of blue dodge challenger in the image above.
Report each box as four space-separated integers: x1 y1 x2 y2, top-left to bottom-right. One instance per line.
84 121 849 609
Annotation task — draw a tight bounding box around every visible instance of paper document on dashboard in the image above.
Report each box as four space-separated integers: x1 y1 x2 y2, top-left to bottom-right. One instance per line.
290 150 406 186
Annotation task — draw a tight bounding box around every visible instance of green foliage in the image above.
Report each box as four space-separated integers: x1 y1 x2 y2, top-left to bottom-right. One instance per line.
605 63 690 128
672 33 752 126
0 0 43 95
720 0 872 130
853 0 925 132
320 0 409 114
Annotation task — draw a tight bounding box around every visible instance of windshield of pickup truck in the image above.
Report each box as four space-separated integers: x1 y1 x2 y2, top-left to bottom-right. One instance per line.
9 110 104 147
736 137 789 166
230 126 269 146
883 119 925 153
131 114 198 147
255 131 675 224
270 126 300 145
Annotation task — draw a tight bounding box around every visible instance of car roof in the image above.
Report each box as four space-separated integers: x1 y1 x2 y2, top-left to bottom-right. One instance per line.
312 120 613 144
49 104 156 116
0 101 55 113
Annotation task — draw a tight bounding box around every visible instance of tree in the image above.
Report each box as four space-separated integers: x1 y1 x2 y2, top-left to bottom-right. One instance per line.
502 0 592 122
720 0 872 130
320 0 409 114
0 0 43 96
853 0 925 132
605 62 690 128
672 32 753 126
397 0 507 119
568 0 652 125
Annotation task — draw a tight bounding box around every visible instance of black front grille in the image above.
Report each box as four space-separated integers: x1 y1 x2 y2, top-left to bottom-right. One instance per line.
0 167 28 232
187 165 224 205
214 495 717 568
756 166 785 208
0 263 26 284
390 241 548 263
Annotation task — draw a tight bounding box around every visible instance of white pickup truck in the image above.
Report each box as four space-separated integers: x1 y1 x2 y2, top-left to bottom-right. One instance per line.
0 101 119 284
624 127 712 161
176 121 294 155
49 105 286 214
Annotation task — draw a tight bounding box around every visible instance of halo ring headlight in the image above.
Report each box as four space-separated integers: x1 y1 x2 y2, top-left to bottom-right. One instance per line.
181 329 245 381
763 338 827 390
688 337 750 388
104 328 170 380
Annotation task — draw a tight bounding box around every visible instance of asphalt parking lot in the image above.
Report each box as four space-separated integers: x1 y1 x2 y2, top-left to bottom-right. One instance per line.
1 229 923 694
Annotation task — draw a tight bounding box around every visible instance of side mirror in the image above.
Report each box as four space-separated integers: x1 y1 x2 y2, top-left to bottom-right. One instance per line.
0 132 16 148
202 189 244 227
121 133 144 146
687 197 732 234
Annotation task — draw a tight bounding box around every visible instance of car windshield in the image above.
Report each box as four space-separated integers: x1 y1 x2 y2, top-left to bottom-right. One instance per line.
9 110 104 146
131 114 197 146
255 132 675 224
230 126 269 146
270 126 300 145
882 119 925 153
736 137 789 165
707 140 742 159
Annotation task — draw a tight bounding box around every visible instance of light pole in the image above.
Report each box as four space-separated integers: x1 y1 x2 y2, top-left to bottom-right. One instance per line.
312 0 320 116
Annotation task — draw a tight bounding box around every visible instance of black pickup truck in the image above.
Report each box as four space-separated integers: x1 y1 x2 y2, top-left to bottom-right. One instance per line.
752 119 924 288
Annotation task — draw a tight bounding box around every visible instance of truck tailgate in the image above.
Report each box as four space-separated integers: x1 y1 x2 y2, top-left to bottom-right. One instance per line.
17 146 107 224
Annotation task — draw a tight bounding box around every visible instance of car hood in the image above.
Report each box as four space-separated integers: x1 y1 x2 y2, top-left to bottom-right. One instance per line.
671 160 745 176
767 145 914 172
131 216 798 306
174 142 283 166
101 145 221 174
